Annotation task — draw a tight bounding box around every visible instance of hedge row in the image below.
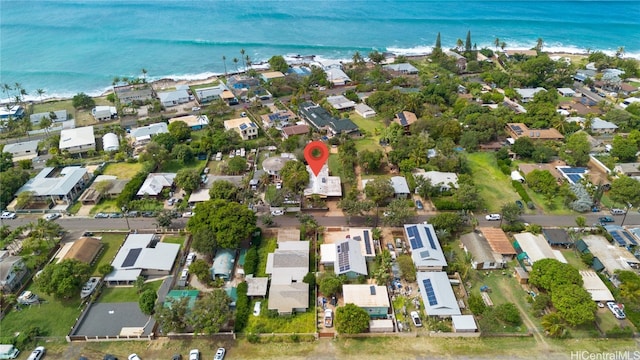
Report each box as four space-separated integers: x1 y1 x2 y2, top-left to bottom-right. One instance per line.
511 180 532 203
234 281 249 332
433 199 464 210
116 162 154 207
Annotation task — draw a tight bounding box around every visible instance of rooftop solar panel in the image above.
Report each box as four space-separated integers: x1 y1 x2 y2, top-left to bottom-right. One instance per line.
122 248 142 267
423 279 438 306
622 231 638 246
398 113 407 126
424 226 438 250
363 230 373 255
611 232 626 246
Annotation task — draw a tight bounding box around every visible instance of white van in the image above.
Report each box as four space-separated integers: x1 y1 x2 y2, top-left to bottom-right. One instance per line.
0 344 20 359
611 208 626 215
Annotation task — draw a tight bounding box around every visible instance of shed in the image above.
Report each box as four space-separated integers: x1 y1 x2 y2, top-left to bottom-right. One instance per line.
102 133 120 152
246 276 269 298
510 170 525 183
369 319 394 333
210 249 236 280
60 237 103 265
542 229 572 247
575 239 589 253
451 315 478 333
514 267 529 284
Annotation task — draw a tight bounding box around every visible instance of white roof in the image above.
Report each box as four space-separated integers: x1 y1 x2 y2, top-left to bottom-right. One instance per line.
326 95 356 110
0 105 23 117
510 170 525 182
3 140 39 155
129 122 168 140
265 242 309 284
169 115 209 128
580 270 614 302
320 244 336 264
268 282 308 314
324 67 351 84
557 88 575 94
354 103 376 116
417 271 461 317
513 233 567 264
17 166 87 197
136 173 176 196
246 276 269 297
414 170 459 189
451 315 478 331
383 63 418 73
343 284 390 308
102 133 120 151
158 89 189 103
59 126 95 150
582 235 640 273
390 176 410 194
105 234 179 282
515 87 546 99
30 110 68 123
405 223 447 268
591 117 618 130
304 164 342 197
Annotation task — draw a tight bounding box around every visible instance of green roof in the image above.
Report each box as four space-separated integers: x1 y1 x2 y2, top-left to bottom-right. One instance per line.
164 290 199 309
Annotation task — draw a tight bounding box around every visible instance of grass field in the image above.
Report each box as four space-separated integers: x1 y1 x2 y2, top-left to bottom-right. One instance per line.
0 284 82 337
466 152 519 212
560 249 589 271
98 280 163 303
526 187 573 215
91 233 126 275
102 162 144 179
350 114 384 152
161 159 205 173
89 199 120 214
245 300 316 333
163 235 186 248
255 238 277 278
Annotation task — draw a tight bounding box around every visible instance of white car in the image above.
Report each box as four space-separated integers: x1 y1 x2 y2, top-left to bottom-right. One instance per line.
189 349 200 360
191 107 201 112
128 354 142 360
485 213 501 221
44 213 61 221
0 211 16 219
253 301 261 316
271 209 284 216
214 348 226 360
182 212 194 218
410 311 423 327
26 346 45 360
185 252 196 267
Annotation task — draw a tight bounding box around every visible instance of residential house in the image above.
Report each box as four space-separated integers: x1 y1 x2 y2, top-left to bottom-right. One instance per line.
261 110 297 128
354 103 376 118
211 249 236 281
590 117 618 134
478 227 517 262
542 229 573 247
303 164 342 198
288 66 311 77
557 88 576 97
342 285 390 319
281 124 309 139
157 89 190 107
114 85 155 104
444 51 467 72
30 110 68 124
619 83 638 96
621 97 640 109
580 270 614 302
104 234 180 285
262 153 296 177
332 238 368 278
574 69 597 82
413 170 458 192
59 237 103 265
261 71 286 82
92 106 117 122
266 241 309 315
0 251 28 293
416 271 461 317
227 75 260 90
582 235 640 275
394 111 417 131
324 65 351 86
506 123 564 141
188 175 243 203
613 163 640 178
224 118 258 140
383 63 418 74
2 140 39 162
78 175 129 205
15 166 89 205
513 233 568 264
362 176 410 199
59 126 96 154
326 95 356 111
128 122 168 146
404 223 447 271
451 315 478 333
169 115 209 130
460 231 506 270
0 105 24 120
298 101 359 137
195 84 237 104
515 87 546 103
246 276 269 298
136 173 176 197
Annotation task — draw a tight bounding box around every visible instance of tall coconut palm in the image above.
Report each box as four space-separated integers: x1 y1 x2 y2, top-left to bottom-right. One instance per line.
245 55 251 69
232 57 239 73
240 49 246 71
141 68 147 83
535 37 544 52
494 37 500 51
616 46 625 58
222 55 227 77
36 88 45 103
456 38 464 52
500 42 507 51
352 51 363 66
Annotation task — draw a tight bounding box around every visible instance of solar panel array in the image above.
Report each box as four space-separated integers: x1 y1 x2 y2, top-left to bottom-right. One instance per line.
363 230 373 255
567 174 582 184
422 278 438 306
510 124 523 135
560 167 587 174
611 231 627 246
122 248 142 267
424 226 438 250
397 112 408 126
622 231 638 246
338 242 351 272
407 225 424 249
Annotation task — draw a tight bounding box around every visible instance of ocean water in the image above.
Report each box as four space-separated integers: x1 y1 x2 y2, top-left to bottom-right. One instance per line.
1 0 639 99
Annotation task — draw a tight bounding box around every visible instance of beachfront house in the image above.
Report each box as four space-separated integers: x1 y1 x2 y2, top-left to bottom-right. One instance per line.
114 84 155 104
324 65 351 86
0 105 25 120
158 89 190 107
92 106 117 122
383 63 419 75
30 110 68 125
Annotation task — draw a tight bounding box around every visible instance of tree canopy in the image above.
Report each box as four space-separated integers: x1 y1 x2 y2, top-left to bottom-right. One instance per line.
336 303 370 334
529 258 582 292
36 259 91 299
72 92 95 109
208 180 239 201
364 178 395 206
168 120 191 141
280 160 309 192
609 176 640 207
175 168 201 193
551 284 596 326
189 289 232 334
268 55 289 73
188 199 257 252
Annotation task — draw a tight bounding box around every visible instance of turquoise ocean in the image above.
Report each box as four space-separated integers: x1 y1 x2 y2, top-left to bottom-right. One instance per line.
1 0 639 99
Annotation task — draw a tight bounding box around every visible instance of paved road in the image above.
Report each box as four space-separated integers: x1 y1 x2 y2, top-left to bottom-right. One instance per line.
4 212 639 231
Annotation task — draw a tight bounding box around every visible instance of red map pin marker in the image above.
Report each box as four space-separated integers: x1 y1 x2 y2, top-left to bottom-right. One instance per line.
304 141 329 177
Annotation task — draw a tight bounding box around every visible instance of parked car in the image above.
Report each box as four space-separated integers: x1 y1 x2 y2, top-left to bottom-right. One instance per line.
83 231 94 237
253 301 261 316
214 348 226 360
610 208 626 215
598 216 614 223
182 212 194 218
141 211 155 218
0 211 16 219
94 212 109 219
271 209 284 216
485 213 501 221
515 200 524 209
167 198 177 206
415 200 424 210
128 354 141 360
125 211 139 217
186 252 196 266
109 212 124 218
191 107 201 112
26 346 45 360
171 355 182 360
188 349 199 360
44 213 61 221
275 181 282 190
103 355 118 360
410 311 423 327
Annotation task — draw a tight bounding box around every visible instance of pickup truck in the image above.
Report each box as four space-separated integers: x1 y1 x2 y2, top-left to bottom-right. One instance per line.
324 309 333 328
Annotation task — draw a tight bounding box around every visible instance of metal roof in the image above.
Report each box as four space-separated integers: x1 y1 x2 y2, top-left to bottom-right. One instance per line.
17 166 87 197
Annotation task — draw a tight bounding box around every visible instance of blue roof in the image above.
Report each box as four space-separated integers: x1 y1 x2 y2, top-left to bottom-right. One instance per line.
211 249 236 279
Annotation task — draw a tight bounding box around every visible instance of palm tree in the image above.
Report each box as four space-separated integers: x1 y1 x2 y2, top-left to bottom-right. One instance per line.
541 313 566 338
500 41 506 51
222 55 227 77
456 39 464 52
141 68 147 83
232 57 239 73
36 88 45 103
245 55 251 69
112 76 120 87
240 49 246 71
494 37 500 51
39 116 52 137
535 37 544 52
616 46 625 58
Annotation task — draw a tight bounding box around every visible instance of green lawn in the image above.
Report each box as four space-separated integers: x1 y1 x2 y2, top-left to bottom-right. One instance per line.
91 233 126 275
99 280 163 303
0 284 82 337
245 300 316 333
102 162 144 179
466 152 520 212
560 250 589 271
526 187 573 215
89 199 120 215
163 235 186 249
160 159 206 173
350 114 385 152
256 238 277 278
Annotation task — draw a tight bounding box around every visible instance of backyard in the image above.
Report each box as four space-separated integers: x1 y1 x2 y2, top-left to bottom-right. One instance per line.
91 233 126 276
102 162 144 179
244 299 316 334
160 159 206 173
31 97 112 127
466 152 520 212
98 280 163 303
162 235 187 249
349 114 384 152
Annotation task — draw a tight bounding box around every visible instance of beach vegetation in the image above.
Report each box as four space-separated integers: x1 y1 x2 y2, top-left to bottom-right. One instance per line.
268 55 288 73
72 92 95 109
